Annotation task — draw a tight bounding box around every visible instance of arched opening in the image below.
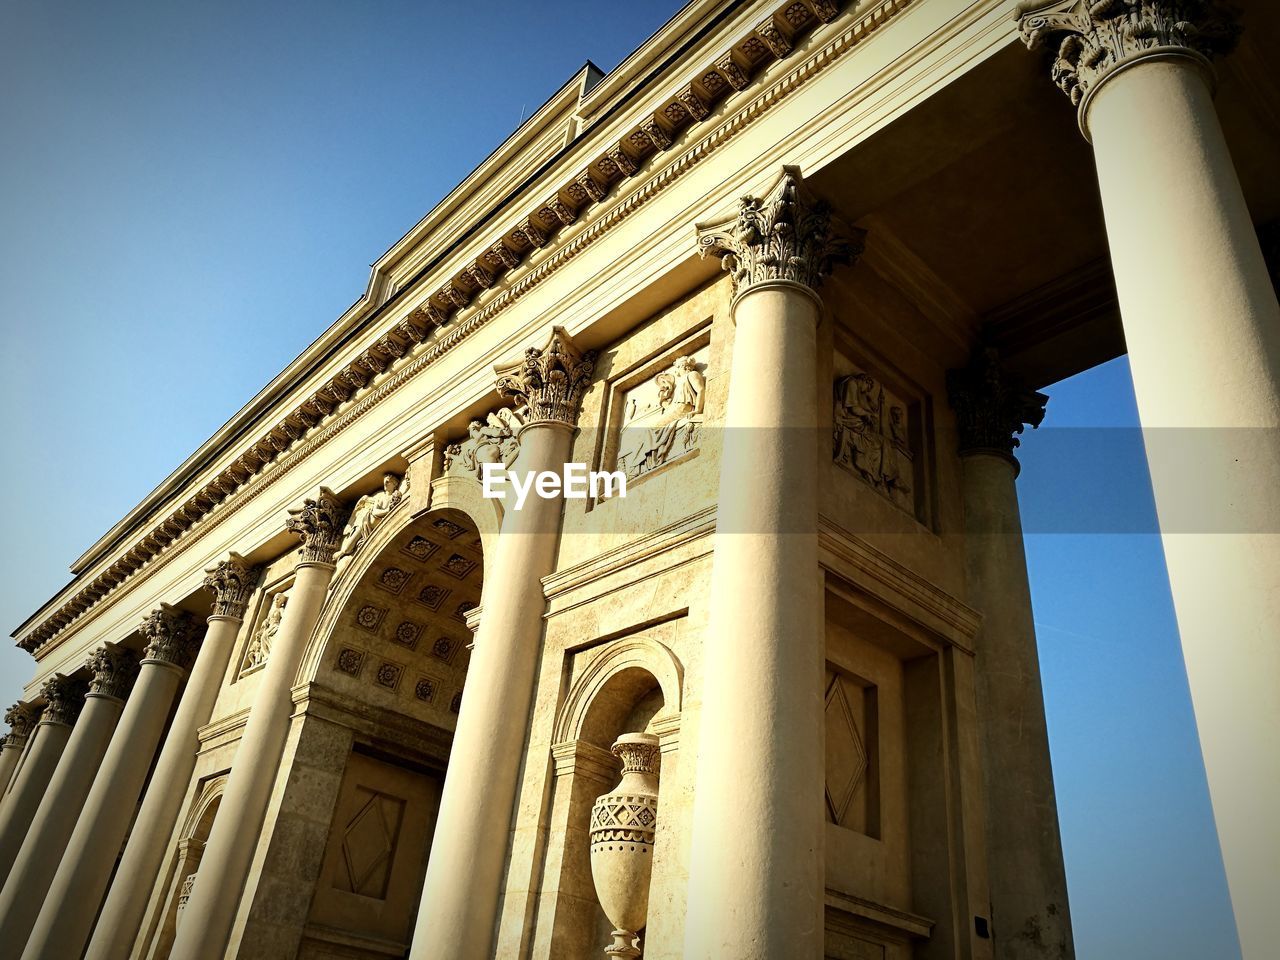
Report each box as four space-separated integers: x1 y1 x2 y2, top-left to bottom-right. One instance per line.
286 505 486 959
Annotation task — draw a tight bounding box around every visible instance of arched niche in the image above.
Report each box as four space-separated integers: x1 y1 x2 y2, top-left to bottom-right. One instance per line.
553 635 684 750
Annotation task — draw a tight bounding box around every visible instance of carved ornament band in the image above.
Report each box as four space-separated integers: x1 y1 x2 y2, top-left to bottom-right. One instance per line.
947 346 1048 464
87 645 141 702
1017 1 1240 135
286 487 350 565
40 673 88 726
495 327 596 427
3 702 39 747
696 165 862 301
141 605 202 670
203 553 261 620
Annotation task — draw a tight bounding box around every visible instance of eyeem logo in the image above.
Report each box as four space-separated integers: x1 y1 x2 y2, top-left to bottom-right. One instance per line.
481 462 626 509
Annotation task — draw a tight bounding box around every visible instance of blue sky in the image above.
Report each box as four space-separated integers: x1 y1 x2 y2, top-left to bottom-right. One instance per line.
0 2 1237 957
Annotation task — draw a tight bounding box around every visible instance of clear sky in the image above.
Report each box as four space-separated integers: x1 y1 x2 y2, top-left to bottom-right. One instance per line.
0 2 1238 957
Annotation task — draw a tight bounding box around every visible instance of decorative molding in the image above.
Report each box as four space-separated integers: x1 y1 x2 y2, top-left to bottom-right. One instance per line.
39 674 88 726
3 702 39 747
495 327 596 427
87 644 140 702
1017 0 1240 132
946 345 1048 462
18 0 918 655
141 604 201 670
202 552 261 620
286 487 350 565
697 165 863 299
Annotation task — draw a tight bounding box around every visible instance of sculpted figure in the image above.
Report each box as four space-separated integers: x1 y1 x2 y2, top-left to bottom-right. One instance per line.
617 356 705 480
443 407 526 481
332 472 407 581
243 593 286 673
834 371 915 513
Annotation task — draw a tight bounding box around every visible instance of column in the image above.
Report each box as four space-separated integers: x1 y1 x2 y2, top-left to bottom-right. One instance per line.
1018 5 1280 957
0 703 39 808
409 328 595 960
168 492 346 960
948 346 1073 958
0 644 138 948
24 607 200 960
0 675 84 882
86 554 259 960
683 167 860 958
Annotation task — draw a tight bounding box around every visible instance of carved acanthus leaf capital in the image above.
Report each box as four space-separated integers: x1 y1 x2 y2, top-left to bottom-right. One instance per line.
141 605 202 670
1017 1 1240 122
3 702 39 747
87 644 141 701
203 552 261 619
947 346 1048 463
696 166 863 299
40 674 87 726
285 487 349 565
495 327 596 427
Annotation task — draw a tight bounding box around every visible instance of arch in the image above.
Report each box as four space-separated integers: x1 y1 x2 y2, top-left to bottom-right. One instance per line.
553 635 684 747
429 474 503 567
179 773 228 843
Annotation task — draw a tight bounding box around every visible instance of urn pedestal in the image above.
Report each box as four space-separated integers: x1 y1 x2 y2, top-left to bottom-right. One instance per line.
589 733 661 959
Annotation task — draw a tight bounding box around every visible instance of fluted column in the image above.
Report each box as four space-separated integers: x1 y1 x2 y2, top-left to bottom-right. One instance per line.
409 328 595 960
0 703 39 809
0 676 84 883
0 645 138 947
948 346 1072 959
86 554 260 960
683 167 859 958
26 607 200 960
1019 5 1280 956
168 493 346 960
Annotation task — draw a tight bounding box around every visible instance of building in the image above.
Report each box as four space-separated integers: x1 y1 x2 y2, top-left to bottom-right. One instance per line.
0 1 1276 958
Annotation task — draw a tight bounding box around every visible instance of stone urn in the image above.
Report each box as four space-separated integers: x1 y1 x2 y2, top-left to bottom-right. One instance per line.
589 732 661 959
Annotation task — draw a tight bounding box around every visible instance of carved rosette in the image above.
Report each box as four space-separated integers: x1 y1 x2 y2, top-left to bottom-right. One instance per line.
40 674 88 726
495 327 596 428
87 645 141 702
589 733 661 960
141 605 201 670
203 552 261 620
1017 1 1240 122
285 487 349 565
696 166 863 300
3 702 39 748
947 346 1049 463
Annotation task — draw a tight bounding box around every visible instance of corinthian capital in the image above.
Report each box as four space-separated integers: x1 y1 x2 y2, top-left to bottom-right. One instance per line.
947 346 1049 464
286 487 349 564
40 674 88 726
203 552 261 619
3 702 39 747
141 605 201 670
87 645 141 702
696 166 863 300
495 327 596 427
1017 1 1240 120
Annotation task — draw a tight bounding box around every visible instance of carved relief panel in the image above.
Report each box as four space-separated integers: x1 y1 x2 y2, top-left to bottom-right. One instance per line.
238 581 292 679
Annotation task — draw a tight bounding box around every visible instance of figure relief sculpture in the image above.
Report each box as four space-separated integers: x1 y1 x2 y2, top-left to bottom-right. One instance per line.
589 732 661 960
833 371 914 513
443 407 528 482
241 593 287 675
616 355 706 481
332 472 409 582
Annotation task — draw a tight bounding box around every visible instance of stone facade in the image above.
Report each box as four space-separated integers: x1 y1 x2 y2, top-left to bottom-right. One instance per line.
3 1 1277 959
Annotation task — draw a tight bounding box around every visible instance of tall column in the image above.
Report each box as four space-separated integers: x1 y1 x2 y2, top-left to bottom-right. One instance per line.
948 346 1073 958
25 607 200 960
0 644 138 947
0 675 85 882
409 328 595 960
86 554 260 960
683 167 859 958
0 703 39 808
168 493 346 960
1018 5 1280 956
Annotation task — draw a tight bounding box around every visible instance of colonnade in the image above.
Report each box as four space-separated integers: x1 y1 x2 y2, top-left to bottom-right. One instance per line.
0 3 1275 956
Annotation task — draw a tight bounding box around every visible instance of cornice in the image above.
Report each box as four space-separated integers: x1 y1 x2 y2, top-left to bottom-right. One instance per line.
16 0 916 656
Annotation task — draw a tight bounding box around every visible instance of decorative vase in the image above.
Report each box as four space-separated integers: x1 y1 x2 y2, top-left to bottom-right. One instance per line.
589 732 661 959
